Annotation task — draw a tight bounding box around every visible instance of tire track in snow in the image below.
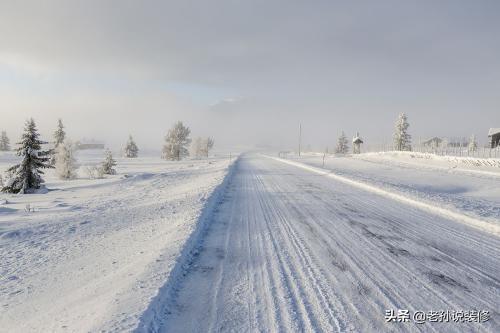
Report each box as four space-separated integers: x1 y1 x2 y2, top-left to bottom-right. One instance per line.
253 171 345 331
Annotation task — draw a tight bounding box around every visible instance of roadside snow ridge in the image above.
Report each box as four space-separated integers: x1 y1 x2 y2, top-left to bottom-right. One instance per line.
268 155 500 236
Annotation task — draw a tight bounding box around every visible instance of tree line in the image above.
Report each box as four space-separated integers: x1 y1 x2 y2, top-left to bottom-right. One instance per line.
331 113 480 155
0 119 214 194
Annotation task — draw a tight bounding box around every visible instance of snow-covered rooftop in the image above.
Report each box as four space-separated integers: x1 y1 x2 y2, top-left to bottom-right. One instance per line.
488 128 500 136
352 132 363 144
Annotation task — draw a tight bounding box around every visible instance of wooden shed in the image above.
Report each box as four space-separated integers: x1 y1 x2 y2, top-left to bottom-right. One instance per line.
489 128 500 148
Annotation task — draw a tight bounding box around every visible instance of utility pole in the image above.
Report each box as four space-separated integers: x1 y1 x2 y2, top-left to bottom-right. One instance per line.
298 123 302 157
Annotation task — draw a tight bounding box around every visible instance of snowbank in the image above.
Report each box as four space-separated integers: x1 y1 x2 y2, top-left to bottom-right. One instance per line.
357 151 500 176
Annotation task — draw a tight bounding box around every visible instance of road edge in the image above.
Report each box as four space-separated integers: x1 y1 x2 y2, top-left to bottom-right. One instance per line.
133 157 240 332
266 155 500 237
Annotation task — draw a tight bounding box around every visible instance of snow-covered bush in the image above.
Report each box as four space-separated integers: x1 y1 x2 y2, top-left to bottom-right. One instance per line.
1 118 53 194
162 121 191 161
84 165 105 179
101 149 117 175
55 140 78 180
335 131 349 154
393 113 412 151
124 135 139 158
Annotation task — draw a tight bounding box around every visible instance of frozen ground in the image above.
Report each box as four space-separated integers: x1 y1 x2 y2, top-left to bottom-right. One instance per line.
144 154 499 332
1 151 499 332
0 150 233 332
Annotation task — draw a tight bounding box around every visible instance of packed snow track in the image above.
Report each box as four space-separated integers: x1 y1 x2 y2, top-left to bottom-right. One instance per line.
146 154 499 333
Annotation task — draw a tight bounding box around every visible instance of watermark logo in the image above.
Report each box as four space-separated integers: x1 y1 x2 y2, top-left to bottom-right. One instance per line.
385 309 490 324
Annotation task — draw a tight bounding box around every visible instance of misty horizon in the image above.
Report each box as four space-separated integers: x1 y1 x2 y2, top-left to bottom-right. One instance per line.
1 1 499 151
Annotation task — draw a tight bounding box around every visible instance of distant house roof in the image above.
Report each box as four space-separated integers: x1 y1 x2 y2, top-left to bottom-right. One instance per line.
75 140 105 150
77 139 104 144
422 137 442 145
488 128 500 136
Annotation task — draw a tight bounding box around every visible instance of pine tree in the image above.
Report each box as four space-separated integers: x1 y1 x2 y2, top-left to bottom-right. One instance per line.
393 113 412 151
1 118 53 193
124 135 139 158
468 134 477 153
0 131 10 151
101 149 117 175
55 140 78 180
162 121 191 161
335 131 349 154
50 119 66 165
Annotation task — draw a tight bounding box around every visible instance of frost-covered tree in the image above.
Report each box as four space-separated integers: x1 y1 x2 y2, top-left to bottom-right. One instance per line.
50 119 66 165
191 137 214 159
162 121 191 161
335 131 349 154
393 113 412 151
55 140 78 180
1 118 53 194
101 149 117 175
0 131 10 151
124 135 139 158
190 137 203 159
440 138 449 154
54 119 66 148
201 137 215 158
468 134 478 153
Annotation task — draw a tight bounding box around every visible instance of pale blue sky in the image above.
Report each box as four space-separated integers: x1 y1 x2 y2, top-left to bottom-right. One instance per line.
1 0 499 149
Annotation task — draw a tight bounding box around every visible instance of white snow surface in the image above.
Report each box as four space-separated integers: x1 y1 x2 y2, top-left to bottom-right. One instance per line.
145 154 499 332
0 150 234 332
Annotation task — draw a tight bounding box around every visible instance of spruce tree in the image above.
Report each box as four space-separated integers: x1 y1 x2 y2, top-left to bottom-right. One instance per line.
162 121 191 161
101 149 117 175
54 119 66 148
124 135 139 158
2 118 53 193
335 131 349 154
393 113 412 151
51 119 66 165
0 131 10 151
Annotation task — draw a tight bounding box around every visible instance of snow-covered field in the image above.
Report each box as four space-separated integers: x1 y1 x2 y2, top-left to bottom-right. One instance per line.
0 150 234 332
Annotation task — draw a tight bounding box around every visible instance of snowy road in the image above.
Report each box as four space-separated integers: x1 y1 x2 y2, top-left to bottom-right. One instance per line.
153 154 499 332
